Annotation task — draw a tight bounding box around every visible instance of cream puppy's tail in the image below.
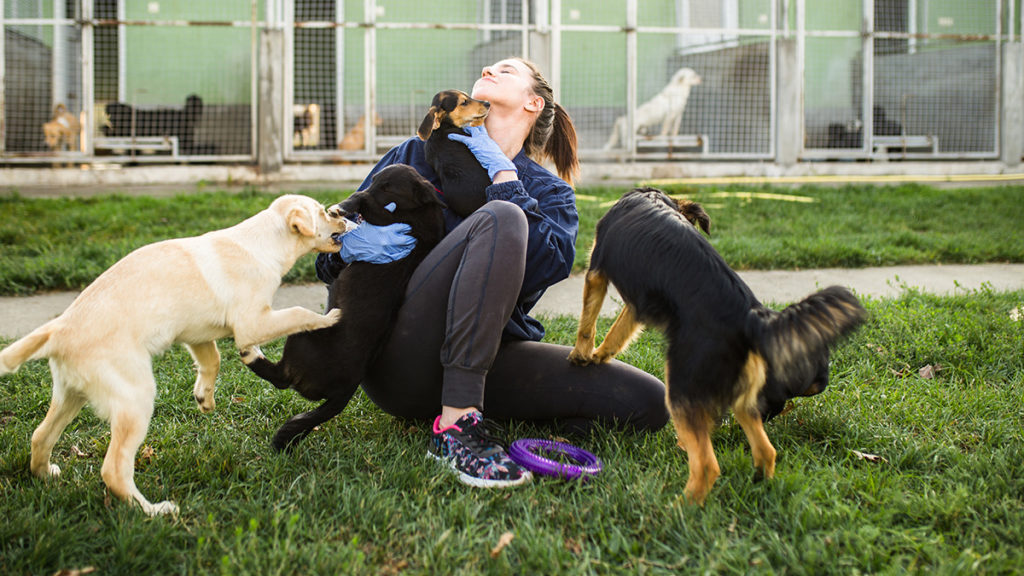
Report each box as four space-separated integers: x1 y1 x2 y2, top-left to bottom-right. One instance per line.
0 321 57 376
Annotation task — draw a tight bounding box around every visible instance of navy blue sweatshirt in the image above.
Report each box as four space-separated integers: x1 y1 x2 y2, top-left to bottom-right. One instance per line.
315 137 578 341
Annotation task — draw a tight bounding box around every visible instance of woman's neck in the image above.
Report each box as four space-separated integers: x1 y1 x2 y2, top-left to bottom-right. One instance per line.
485 110 531 160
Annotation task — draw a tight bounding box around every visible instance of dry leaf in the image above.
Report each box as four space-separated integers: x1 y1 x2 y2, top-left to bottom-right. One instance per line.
71 445 89 458
851 450 888 464
52 568 96 576
890 364 913 378
918 364 942 379
490 531 515 558
565 537 582 555
139 445 156 462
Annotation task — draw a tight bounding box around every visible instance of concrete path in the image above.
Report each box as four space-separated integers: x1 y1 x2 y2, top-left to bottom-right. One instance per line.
530 263 1024 316
2 263 1021 340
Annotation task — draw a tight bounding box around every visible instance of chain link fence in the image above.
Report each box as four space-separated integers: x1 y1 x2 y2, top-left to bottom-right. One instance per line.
1 0 1019 167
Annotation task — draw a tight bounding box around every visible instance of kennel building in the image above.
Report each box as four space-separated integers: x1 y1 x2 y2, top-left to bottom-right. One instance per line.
1 0 1021 171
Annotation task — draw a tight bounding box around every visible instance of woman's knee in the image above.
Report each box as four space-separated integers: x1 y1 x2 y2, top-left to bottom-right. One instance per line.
480 200 527 239
608 363 670 432
463 200 528 263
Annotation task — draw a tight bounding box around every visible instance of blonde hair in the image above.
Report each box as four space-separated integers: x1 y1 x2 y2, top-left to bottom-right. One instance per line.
514 58 580 187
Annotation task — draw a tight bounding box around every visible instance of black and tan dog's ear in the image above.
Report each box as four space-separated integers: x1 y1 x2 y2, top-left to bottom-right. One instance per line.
417 106 441 140
676 199 711 235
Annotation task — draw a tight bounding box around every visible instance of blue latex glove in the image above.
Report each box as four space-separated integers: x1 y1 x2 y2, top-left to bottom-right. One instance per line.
447 125 517 181
339 222 417 264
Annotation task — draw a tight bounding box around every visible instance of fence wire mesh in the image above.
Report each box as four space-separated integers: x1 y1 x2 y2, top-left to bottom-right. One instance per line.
0 0 1017 166
804 0 1002 159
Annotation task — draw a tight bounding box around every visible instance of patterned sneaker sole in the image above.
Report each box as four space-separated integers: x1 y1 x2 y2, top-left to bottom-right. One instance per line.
426 451 532 488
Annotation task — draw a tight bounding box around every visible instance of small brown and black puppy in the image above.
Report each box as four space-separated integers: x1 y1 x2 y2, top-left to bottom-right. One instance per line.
568 187 866 505
42 103 81 152
418 89 492 217
243 164 446 451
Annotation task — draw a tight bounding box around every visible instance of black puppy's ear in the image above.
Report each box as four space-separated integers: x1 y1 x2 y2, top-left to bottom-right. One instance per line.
417 107 441 140
420 179 446 208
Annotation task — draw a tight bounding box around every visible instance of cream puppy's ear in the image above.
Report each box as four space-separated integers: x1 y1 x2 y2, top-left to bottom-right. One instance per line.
286 204 316 237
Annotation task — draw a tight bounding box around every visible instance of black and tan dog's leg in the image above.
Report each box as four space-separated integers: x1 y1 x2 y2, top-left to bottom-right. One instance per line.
731 353 776 481
733 408 777 482
591 304 642 363
568 269 609 364
668 403 720 505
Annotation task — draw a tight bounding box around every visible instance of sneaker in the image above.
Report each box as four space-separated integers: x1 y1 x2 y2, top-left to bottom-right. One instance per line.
427 411 531 488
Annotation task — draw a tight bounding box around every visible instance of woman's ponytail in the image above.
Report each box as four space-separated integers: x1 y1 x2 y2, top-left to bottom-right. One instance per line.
516 58 580 187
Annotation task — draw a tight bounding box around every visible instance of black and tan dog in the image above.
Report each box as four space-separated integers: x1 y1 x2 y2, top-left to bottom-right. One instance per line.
417 89 492 217
243 164 446 451
568 187 866 504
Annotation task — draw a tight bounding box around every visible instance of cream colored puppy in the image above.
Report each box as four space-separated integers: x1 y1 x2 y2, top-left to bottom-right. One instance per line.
0 195 355 516
605 67 702 150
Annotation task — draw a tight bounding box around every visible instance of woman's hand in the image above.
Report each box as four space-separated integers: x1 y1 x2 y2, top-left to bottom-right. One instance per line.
447 125 517 181
339 222 417 264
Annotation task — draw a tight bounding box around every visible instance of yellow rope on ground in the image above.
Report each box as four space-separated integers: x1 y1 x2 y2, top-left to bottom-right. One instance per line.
643 173 1024 187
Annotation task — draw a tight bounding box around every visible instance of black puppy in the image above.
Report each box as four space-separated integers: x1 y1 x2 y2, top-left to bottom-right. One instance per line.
418 89 492 217
568 187 866 505
243 164 446 451
104 94 204 154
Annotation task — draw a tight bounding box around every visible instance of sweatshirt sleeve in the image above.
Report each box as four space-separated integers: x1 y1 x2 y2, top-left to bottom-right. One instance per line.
485 165 578 298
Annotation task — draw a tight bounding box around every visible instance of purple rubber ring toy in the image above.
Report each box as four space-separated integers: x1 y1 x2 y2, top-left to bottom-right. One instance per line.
508 438 603 480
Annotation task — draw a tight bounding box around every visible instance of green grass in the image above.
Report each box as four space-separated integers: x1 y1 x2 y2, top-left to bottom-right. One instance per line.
2 183 1023 573
0 188 343 296
2 287 1023 574
577 182 1024 272
2 183 1023 295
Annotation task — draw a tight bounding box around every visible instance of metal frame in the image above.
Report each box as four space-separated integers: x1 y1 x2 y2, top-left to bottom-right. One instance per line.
0 0 1019 166
0 0 260 164
800 0 1003 161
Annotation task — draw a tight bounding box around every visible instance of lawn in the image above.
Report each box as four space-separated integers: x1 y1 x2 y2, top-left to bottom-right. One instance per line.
1 182 1023 295
1 183 1023 574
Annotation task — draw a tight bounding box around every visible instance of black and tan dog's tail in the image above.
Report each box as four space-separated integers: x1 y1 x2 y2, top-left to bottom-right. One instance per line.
675 198 711 235
0 320 58 376
272 396 349 452
747 285 867 389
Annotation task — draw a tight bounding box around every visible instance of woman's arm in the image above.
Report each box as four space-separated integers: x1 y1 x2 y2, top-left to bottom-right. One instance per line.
485 165 578 297
316 138 436 283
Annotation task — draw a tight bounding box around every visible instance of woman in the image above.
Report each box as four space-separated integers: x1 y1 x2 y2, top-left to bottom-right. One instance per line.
317 58 668 487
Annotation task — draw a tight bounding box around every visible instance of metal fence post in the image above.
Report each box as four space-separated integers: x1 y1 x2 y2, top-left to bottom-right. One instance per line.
776 38 800 166
258 27 285 173
0 0 6 155
1001 42 1023 167
82 0 95 156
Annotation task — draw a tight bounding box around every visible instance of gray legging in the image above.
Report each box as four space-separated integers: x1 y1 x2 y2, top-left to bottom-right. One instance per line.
350 200 669 433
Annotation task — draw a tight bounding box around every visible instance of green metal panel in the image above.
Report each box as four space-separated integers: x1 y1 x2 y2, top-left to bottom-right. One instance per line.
122 0 257 105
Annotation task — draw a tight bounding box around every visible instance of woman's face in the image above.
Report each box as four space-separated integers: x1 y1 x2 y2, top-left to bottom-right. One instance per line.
471 59 539 111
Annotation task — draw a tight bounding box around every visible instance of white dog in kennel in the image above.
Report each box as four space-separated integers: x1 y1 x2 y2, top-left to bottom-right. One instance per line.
604 67 702 150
